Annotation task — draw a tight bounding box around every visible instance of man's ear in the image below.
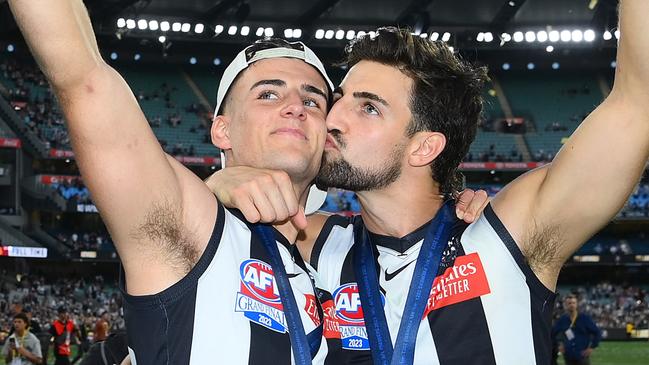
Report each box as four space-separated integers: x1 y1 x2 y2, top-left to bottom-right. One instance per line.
408 132 446 167
211 115 232 150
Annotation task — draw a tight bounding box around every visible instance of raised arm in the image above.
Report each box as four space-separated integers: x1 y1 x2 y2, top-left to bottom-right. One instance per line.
493 0 649 286
8 0 216 294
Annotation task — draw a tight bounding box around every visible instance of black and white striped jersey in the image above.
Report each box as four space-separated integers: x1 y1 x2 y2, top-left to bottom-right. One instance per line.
119 202 337 365
309 203 557 365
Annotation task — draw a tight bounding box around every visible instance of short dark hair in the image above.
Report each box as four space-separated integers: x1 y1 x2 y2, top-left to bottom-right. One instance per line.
342 27 488 194
13 312 29 325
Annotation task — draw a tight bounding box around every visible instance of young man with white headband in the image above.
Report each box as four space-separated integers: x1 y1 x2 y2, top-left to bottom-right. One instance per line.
8 1 340 363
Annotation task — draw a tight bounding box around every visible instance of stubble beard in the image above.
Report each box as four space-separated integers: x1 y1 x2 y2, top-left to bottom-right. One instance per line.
315 144 405 192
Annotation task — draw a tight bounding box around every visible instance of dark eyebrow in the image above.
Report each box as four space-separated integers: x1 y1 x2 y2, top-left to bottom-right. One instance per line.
302 84 328 102
353 91 389 107
250 79 285 90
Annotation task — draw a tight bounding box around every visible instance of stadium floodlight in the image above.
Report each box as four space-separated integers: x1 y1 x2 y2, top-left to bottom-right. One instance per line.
420 33 428 38
441 32 451 42
7 44 15 53
110 52 118 60
137 19 148 30
548 30 560 42
560 30 571 42
502 63 511 71
369 31 377 38
484 32 493 42
525 31 536 43
315 29 325 39
501 32 511 42
584 29 595 42
264 28 274 37
552 62 560 70
241 26 250 36
195 23 204 34
161 21 170 32
513 31 524 42
255 27 264 37
571 30 583 42
346 30 356 40
614 29 620 39
603 30 612 40
134 54 141 61
527 62 535 70
149 20 159 31
335 30 345 40
228 26 238 35
546 45 554 52
126 19 136 29
293 29 302 38
324 30 334 39
536 31 548 43
430 32 439 41
357 30 367 38
476 32 484 42
172 22 181 32
181 23 191 33
117 18 126 28
189 57 197 65
213 58 221 66
448 46 455 52
158 35 166 43
611 60 617 68
284 29 293 38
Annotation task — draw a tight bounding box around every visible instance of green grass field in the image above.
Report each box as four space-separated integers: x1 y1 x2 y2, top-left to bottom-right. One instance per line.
557 341 649 365
1 341 647 364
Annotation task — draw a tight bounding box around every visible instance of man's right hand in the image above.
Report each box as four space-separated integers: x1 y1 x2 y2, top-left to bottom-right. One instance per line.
205 166 307 229
205 167 492 229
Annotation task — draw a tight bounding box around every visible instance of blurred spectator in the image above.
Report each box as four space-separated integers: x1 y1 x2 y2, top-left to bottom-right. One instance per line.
2 312 42 365
552 294 601 365
50 306 79 365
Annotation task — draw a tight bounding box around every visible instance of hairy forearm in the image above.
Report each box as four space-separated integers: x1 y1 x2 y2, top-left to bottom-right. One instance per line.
612 0 649 106
8 0 104 90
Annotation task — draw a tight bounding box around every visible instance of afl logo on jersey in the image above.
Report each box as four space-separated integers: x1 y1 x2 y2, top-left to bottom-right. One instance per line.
333 283 365 324
236 259 287 333
239 259 281 304
332 283 384 351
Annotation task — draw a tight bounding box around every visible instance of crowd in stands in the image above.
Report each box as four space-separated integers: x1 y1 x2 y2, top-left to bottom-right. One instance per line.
556 283 649 331
51 231 113 254
320 189 361 215
532 149 556 162
622 183 649 217
0 272 125 359
1 58 70 149
1 58 213 155
51 178 91 204
464 144 524 163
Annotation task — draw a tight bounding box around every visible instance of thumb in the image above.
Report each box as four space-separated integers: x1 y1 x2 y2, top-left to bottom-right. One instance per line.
291 205 308 231
455 189 475 219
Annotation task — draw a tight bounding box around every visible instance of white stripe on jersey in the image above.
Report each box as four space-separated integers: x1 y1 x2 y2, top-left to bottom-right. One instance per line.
461 214 537 364
189 209 329 365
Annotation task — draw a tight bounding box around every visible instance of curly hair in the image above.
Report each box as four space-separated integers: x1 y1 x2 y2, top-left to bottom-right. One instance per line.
343 27 489 194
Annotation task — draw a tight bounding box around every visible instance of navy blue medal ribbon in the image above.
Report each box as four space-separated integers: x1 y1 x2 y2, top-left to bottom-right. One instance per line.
353 201 455 365
253 224 321 365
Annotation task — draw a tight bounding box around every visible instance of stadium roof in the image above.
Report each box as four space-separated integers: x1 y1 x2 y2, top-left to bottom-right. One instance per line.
1 0 619 33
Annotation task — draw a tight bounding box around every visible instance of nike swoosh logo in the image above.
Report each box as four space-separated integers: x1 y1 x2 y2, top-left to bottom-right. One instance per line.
287 273 301 279
384 260 415 281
